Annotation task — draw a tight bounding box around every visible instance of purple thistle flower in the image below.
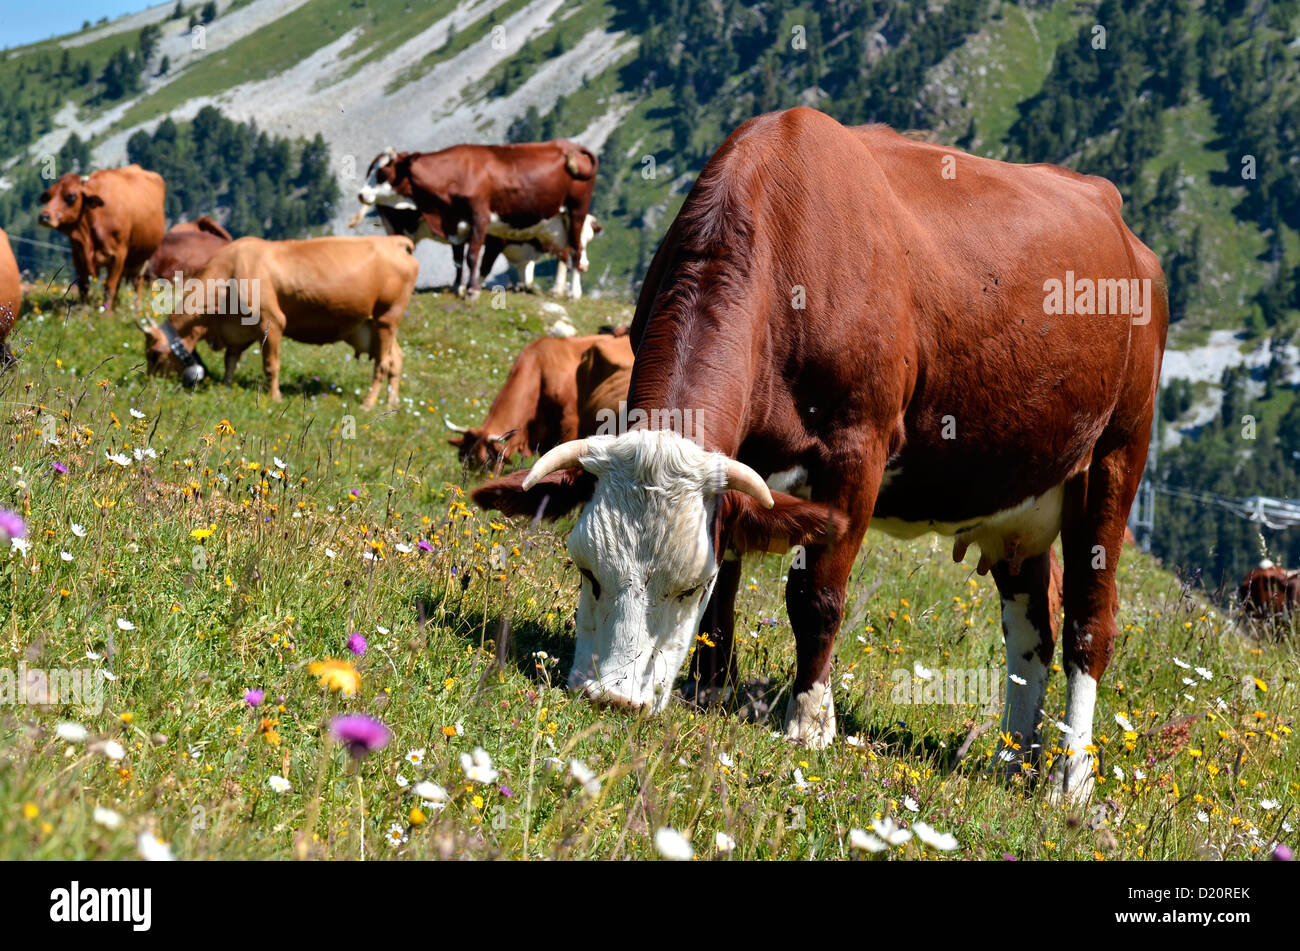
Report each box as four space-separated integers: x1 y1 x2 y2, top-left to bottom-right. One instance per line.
0 509 25 540
418 539 434 552
1002 853 1018 861
499 785 513 798
1274 844 1293 862
349 488 361 498
347 632 367 656
244 688 265 709
329 714 392 758
51 462 68 475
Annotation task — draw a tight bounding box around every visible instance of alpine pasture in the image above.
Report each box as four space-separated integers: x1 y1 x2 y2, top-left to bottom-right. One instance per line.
0 285 1294 861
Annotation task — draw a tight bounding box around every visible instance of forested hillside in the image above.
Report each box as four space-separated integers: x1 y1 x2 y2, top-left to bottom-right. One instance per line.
1 0 1299 590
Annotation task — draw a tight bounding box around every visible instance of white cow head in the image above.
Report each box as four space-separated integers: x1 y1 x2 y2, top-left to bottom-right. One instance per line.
472 430 843 711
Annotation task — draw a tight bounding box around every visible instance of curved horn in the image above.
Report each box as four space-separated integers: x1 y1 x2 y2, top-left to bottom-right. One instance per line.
723 458 774 509
489 432 512 445
522 439 589 490
442 415 470 434
347 207 366 229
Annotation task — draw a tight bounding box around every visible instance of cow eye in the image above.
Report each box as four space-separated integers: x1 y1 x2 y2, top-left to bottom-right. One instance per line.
578 567 601 600
677 583 704 602
65 192 77 202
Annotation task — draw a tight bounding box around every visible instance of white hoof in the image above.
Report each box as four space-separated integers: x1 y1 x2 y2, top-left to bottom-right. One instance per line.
1047 754 1097 806
783 682 836 750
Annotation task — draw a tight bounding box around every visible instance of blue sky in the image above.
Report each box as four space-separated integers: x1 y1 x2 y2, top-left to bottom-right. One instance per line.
0 0 162 48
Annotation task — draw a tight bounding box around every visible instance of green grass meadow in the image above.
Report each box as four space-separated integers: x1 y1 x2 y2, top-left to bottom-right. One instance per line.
0 282 1295 861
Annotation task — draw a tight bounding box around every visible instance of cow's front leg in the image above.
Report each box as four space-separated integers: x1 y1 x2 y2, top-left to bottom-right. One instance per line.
464 214 489 300
784 499 871 749
991 551 1057 782
223 343 249 385
102 252 127 312
686 555 742 705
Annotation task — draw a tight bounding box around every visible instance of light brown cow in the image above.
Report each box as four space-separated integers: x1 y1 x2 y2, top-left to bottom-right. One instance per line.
446 332 634 473
147 216 233 285
576 333 634 437
142 235 417 408
38 165 165 311
0 227 20 366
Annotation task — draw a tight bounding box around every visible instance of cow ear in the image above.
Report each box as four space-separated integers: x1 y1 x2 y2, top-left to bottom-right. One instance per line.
472 467 594 521
83 194 105 209
717 491 847 555
447 436 465 448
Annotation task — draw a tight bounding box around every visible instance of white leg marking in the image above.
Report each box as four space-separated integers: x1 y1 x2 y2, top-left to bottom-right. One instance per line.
1052 668 1098 804
553 259 568 297
783 681 836 750
999 592 1049 775
570 269 582 300
522 259 535 290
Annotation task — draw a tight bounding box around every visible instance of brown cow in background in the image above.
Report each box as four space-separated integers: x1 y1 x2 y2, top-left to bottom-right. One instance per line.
1238 563 1300 620
0 227 20 366
358 140 598 299
446 332 634 473
576 332 634 437
38 165 165 311
147 216 234 285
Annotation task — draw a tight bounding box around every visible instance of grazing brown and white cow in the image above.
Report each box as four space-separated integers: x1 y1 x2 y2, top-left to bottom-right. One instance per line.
146 216 234 285
1238 562 1300 620
472 108 1168 802
0 227 20 366
446 332 634 472
38 165 166 311
142 235 417 408
353 141 598 299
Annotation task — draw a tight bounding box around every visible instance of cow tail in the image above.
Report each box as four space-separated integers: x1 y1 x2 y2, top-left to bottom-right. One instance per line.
565 145 599 181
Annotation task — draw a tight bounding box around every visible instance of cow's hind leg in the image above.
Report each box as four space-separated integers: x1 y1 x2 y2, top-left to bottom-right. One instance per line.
1053 441 1143 803
991 550 1057 784
450 244 465 297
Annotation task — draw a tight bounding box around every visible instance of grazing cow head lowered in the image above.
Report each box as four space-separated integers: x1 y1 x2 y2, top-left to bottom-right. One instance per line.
139 317 209 387
473 429 844 711
444 417 516 474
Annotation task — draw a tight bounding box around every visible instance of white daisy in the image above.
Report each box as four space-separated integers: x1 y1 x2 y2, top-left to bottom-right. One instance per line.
460 747 498 784
93 806 122 829
268 775 291 793
570 758 601 796
137 832 174 861
872 817 912 846
116 618 135 631
56 722 88 743
654 827 693 861
405 748 426 767
849 828 887 852
912 821 958 851
715 831 736 853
